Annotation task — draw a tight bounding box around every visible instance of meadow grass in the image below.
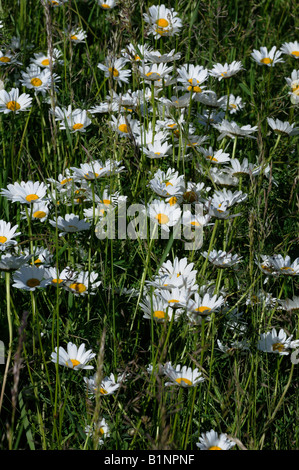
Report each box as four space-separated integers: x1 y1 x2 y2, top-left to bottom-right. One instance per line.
0 0 298 451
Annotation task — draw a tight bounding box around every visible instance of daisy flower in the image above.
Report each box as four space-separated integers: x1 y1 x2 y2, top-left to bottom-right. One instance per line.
278 296 299 313
220 94 245 114
0 87 32 114
163 362 205 387
0 253 31 273
97 0 117 9
0 220 21 251
196 429 236 450
30 48 63 68
0 50 22 66
20 64 59 95
140 294 182 322
157 286 193 308
280 41 299 59
143 4 183 38
49 213 91 236
109 114 140 137
230 158 262 177
251 46 284 66
121 43 152 63
257 328 299 355
176 64 209 93
48 0 68 6
142 140 172 159
212 119 258 140
138 62 173 84
0 181 48 205
217 339 250 355
268 254 299 275
51 342 96 370
12 265 52 291
46 266 75 287
184 292 225 319
181 210 211 231
69 28 87 44
59 109 92 133
209 61 244 80
98 57 131 86
267 118 299 136
199 146 230 164
65 271 101 295
202 249 242 268
84 372 127 396
85 418 110 446
285 69 299 104
146 199 182 233
144 49 181 64
71 160 122 181
21 201 50 222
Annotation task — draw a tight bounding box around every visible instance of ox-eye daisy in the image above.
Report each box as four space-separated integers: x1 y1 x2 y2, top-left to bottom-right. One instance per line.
0 181 48 205
65 271 101 296
59 109 91 133
267 118 299 136
68 28 87 44
280 41 299 59
143 4 183 38
0 220 21 251
20 64 59 95
146 199 181 233
51 342 96 370
0 88 32 114
98 57 131 86
196 429 236 450
84 372 127 396
209 61 244 80
12 265 52 291
97 0 117 9
140 294 182 322
258 328 299 355
251 46 284 66
163 362 205 387
49 213 91 236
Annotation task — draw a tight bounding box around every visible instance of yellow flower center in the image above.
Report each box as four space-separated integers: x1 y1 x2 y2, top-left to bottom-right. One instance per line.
25 194 39 202
26 278 41 288
221 71 228 77
208 446 222 450
187 85 202 93
175 377 193 386
134 55 141 61
156 18 169 28
31 77 43 87
272 342 285 353
291 51 299 57
33 210 47 219
6 101 21 111
73 123 84 130
69 359 81 368
153 310 168 319
0 236 8 243
69 282 87 293
168 299 179 304
84 172 99 179
281 266 294 272
99 388 108 395
60 178 72 185
155 213 169 225
52 278 63 284
108 67 119 77
168 197 177 206
34 258 42 265
71 35 78 41
146 71 161 78
41 59 50 66
261 264 272 272
102 199 111 205
194 306 211 313
207 155 218 162
118 123 128 133
230 103 237 109
101 3 110 8
0 56 11 63
260 57 273 64
190 221 201 227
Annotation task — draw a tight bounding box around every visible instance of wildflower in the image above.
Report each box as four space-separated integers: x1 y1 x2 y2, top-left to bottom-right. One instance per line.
0 50 22 66
0 253 31 272
196 429 236 450
0 181 48 205
20 64 59 95
258 328 299 355
280 41 299 59
220 94 245 114
84 372 127 396
278 296 299 313
140 294 182 322
0 220 21 251
109 114 140 137
202 249 242 268
98 57 131 86
0 87 32 114
144 49 181 64
121 43 152 63
30 48 63 68
146 199 181 233
230 158 262 177
65 271 101 296
85 418 110 446
209 61 244 80
59 109 92 133
51 342 96 370
163 362 205 387
142 140 172 159
251 46 284 66
212 119 257 140
285 69 299 104
97 0 117 9
267 118 299 136
12 265 52 291
49 213 91 236
199 146 230 164
184 292 225 317
176 64 209 93
268 254 299 275
217 339 250 355
138 62 173 84
143 4 183 38
69 28 87 44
